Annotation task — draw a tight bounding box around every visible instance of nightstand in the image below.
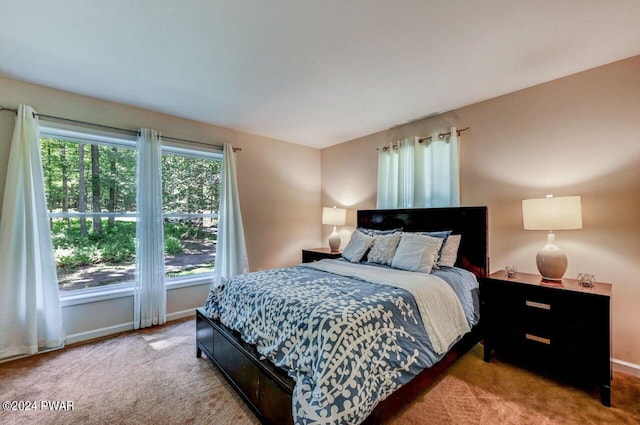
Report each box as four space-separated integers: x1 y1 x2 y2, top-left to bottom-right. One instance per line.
481 270 612 406
302 248 342 263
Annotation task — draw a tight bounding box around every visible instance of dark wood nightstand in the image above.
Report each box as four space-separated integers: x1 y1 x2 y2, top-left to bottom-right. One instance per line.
481 270 612 406
301 248 342 263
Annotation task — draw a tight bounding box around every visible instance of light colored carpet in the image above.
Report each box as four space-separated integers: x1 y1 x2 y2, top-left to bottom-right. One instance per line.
0 318 258 425
388 346 640 425
1 318 638 424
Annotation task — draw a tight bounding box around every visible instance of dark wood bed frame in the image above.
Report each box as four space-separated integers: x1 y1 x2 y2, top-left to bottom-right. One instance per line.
196 207 488 424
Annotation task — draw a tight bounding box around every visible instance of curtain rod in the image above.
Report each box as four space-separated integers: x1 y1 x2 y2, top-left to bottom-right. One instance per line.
418 126 470 143
378 126 470 152
0 105 241 152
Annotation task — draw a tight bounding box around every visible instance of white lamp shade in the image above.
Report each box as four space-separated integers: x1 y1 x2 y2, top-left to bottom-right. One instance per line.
322 207 346 226
522 196 582 231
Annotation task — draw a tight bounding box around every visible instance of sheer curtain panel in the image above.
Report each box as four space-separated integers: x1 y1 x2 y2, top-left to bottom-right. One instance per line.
213 144 248 287
0 105 65 360
134 128 166 329
377 127 460 209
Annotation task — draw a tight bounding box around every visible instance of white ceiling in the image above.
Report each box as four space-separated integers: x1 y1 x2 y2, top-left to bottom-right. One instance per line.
1 1 639 149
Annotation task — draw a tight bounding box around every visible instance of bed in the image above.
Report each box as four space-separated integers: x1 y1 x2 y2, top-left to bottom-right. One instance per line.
196 207 488 424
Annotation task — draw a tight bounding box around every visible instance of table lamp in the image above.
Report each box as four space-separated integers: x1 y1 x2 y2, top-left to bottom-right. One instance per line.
322 206 346 251
522 195 582 280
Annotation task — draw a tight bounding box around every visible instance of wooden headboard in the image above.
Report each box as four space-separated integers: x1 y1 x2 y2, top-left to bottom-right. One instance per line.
357 207 488 279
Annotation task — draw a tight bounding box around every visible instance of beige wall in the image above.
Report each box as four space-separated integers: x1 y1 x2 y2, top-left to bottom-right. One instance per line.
0 76 321 339
322 56 640 367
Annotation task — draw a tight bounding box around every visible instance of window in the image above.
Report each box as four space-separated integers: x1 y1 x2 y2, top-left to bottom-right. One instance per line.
41 126 138 291
162 147 221 279
40 125 221 292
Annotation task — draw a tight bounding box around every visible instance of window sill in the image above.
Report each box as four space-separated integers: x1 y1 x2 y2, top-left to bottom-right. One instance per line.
59 274 213 307
166 273 213 290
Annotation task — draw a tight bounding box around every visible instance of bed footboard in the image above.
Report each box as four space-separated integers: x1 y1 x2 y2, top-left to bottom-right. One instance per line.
196 307 482 425
196 308 294 425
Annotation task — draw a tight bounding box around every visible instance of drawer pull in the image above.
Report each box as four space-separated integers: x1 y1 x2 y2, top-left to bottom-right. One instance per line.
525 333 551 345
525 300 551 310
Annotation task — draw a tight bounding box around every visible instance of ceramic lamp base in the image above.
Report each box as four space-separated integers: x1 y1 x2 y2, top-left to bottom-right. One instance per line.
328 226 341 251
536 232 567 281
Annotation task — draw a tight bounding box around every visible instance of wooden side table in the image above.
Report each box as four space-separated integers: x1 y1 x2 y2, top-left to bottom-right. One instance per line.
481 270 612 406
301 248 342 263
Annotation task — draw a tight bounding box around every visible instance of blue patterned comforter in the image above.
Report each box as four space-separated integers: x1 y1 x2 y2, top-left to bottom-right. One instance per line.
204 261 479 425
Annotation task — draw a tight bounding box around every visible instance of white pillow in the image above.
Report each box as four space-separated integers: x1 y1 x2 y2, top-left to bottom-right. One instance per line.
391 233 443 273
366 232 402 266
439 234 461 267
342 230 374 263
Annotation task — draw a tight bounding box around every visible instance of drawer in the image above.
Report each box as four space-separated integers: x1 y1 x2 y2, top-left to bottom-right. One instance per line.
302 251 321 263
260 371 295 425
196 313 214 356
213 327 260 408
302 249 342 263
522 299 553 337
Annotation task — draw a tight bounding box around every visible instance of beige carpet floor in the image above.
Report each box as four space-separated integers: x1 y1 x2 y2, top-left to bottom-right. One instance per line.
1 318 638 425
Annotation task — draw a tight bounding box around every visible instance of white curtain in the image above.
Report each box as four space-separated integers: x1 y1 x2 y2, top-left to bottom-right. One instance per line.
134 128 166 329
377 127 460 209
0 105 65 360
213 144 248 287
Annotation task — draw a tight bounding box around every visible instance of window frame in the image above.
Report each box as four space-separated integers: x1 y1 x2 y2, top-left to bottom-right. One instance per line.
39 122 221 305
161 145 222 281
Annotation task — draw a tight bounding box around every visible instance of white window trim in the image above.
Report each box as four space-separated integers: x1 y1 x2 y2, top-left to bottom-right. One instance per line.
60 273 214 307
60 281 134 307
40 122 137 147
166 273 214 290
163 144 223 160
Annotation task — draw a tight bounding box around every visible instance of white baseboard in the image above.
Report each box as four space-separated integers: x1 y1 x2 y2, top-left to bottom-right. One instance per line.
65 322 134 345
612 358 640 378
65 308 196 345
28 308 640 380
166 308 196 321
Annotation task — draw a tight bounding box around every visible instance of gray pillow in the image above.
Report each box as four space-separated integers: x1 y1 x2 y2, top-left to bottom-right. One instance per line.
412 230 452 259
366 232 402 266
356 227 402 236
438 234 461 267
391 233 443 273
414 230 451 239
342 230 374 263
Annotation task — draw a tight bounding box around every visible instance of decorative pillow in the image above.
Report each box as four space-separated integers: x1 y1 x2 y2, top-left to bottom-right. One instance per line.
366 232 402 266
342 230 374 263
415 230 451 254
438 234 461 267
356 227 402 237
414 230 452 240
391 233 444 273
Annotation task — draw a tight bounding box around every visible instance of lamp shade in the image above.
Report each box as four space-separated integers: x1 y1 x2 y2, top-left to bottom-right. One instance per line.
522 195 582 280
322 207 346 226
522 196 582 231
